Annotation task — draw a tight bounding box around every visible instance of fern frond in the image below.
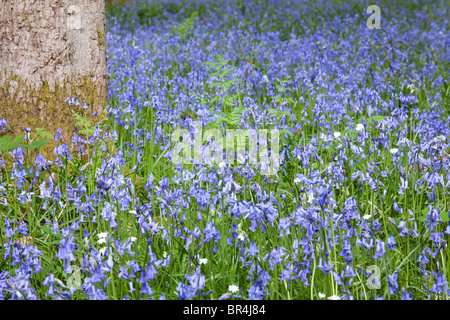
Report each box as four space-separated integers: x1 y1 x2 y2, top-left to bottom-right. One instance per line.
174 11 198 41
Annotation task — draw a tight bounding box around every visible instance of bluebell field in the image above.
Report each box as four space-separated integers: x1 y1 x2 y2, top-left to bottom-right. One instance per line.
0 0 449 300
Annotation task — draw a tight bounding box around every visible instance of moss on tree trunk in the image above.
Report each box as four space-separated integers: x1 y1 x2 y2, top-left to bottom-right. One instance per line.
0 0 108 161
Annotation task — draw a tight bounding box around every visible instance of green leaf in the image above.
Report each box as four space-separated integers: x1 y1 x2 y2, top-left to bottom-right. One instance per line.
36 128 54 140
40 225 62 240
22 138 49 151
79 128 94 135
279 129 293 137
32 138 49 149
14 135 25 144
441 210 449 223
418 208 429 222
0 135 14 152
371 116 385 122
0 135 23 152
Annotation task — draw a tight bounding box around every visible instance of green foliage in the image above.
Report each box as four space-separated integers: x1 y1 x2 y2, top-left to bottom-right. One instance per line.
198 58 296 142
0 128 51 153
172 11 198 42
267 77 297 139
196 55 251 131
0 135 25 153
36 128 54 140
2 0 449 301
206 106 252 131
368 115 385 123
71 109 101 137
272 77 296 105
203 55 239 87
25 138 50 151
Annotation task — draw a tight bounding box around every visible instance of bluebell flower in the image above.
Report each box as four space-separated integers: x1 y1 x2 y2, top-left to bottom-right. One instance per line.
373 239 386 259
0 118 6 130
203 221 221 242
387 271 399 295
42 274 57 297
401 288 413 300
141 282 153 296
278 217 291 237
55 235 76 262
248 283 264 300
53 143 73 160
387 235 396 250
54 129 62 142
430 268 448 296
317 257 333 274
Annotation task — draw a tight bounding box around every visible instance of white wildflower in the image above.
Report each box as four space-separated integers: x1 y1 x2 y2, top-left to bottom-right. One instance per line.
318 292 326 299
97 232 108 244
98 232 108 238
355 124 364 131
228 284 239 293
307 191 314 204
199 258 208 265
327 295 341 300
333 132 341 139
390 148 399 154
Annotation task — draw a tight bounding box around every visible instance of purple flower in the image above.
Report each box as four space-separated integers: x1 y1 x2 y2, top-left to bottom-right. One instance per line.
176 266 206 299
54 129 62 142
141 282 153 296
203 222 221 242
278 217 292 237
248 283 264 300
0 118 6 130
248 242 259 257
401 288 414 300
42 274 57 297
373 239 386 259
318 257 333 274
387 271 399 295
55 235 76 262
53 144 72 160
387 235 396 250
430 232 443 245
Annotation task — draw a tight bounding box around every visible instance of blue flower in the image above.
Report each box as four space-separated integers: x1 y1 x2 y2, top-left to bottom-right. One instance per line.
387 271 399 295
373 239 385 259
203 221 221 242
317 257 333 274
53 144 73 160
0 118 6 130
387 235 396 250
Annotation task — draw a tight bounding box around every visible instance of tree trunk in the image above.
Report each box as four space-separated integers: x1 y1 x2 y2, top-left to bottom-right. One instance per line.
0 0 108 160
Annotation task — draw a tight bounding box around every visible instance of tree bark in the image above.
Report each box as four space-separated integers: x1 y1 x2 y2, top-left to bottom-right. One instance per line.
0 0 108 160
